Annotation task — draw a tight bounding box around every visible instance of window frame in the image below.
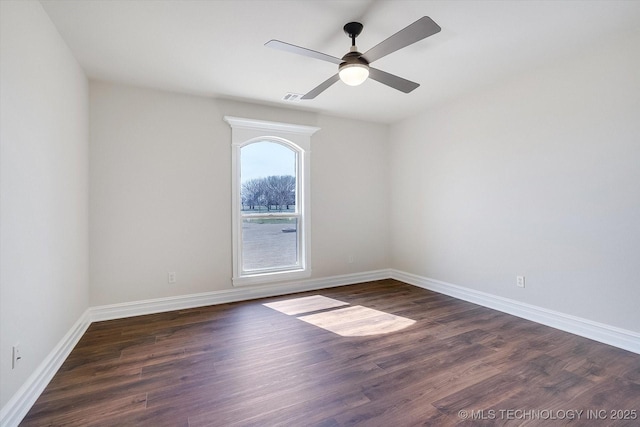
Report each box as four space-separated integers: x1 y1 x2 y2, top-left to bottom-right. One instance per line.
224 116 319 286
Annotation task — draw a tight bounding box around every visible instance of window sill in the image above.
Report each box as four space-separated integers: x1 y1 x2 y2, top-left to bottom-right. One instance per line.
232 268 311 287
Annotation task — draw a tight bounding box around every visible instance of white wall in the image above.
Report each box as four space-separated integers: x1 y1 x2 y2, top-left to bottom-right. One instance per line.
89 81 389 305
312 114 390 275
390 29 640 332
0 0 89 409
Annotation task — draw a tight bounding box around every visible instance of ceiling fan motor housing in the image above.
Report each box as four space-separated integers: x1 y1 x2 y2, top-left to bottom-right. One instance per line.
340 50 369 67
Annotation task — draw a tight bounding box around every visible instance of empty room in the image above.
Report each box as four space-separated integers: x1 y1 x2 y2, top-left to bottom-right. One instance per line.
1 0 639 425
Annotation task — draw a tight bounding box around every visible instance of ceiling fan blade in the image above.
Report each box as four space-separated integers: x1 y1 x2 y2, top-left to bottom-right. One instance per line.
362 16 441 64
265 40 343 65
302 74 341 99
368 67 419 93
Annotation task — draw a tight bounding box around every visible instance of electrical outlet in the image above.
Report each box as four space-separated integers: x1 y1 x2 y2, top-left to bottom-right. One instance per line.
348 255 354 264
12 344 22 369
516 276 525 288
168 272 176 284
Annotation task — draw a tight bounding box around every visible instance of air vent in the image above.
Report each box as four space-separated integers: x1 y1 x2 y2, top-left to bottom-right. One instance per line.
283 93 303 102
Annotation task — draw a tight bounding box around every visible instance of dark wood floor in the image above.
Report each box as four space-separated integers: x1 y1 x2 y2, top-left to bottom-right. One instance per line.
21 280 640 426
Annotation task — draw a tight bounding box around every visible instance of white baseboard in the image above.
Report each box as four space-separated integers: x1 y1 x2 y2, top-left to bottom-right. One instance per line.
390 269 640 355
0 309 92 427
90 269 391 322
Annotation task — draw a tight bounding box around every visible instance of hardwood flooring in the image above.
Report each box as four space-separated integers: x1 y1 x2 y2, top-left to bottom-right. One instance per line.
21 280 640 426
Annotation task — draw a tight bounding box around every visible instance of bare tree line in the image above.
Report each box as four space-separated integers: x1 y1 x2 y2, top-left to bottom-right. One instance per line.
241 175 295 211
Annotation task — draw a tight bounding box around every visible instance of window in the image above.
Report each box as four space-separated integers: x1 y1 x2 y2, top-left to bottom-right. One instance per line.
224 116 319 286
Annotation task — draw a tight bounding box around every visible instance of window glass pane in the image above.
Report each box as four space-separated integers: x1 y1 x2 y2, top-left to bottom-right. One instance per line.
241 142 296 213
242 218 298 271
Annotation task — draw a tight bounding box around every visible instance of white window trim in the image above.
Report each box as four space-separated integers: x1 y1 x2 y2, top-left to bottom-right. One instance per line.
224 116 320 287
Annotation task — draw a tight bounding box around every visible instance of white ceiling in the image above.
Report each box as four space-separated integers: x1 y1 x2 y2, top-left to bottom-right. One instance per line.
40 0 640 124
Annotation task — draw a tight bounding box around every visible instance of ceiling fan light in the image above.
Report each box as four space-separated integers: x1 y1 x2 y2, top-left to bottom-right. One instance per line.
339 63 369 86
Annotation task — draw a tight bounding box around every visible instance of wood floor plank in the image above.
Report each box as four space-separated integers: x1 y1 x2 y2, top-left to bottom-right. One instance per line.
20 279 640 426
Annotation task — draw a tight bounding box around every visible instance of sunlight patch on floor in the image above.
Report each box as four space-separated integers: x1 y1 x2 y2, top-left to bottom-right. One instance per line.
263 295 348 315
298 305 416 337
263 295 415 337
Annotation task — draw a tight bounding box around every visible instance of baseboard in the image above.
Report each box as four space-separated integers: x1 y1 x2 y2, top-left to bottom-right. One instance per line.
0 309 92 427
89 269 392 322
390 269 640 355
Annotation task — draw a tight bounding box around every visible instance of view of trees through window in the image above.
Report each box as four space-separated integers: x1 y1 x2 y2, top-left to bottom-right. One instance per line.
240 140 296 212
241 175 295 212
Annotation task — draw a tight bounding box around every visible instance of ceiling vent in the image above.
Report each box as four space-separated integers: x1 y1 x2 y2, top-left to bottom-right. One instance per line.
282 93 303 102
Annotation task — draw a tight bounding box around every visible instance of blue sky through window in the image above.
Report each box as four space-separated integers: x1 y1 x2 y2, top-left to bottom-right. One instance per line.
241 141 295 183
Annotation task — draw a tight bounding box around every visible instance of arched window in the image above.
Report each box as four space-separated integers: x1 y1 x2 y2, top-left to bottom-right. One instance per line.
225 117 319 286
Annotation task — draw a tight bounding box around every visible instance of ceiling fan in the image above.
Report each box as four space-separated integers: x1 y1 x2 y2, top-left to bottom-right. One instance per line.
265 16 441 99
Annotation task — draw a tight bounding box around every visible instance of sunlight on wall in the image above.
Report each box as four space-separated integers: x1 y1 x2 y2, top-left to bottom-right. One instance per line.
263 295 415 337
